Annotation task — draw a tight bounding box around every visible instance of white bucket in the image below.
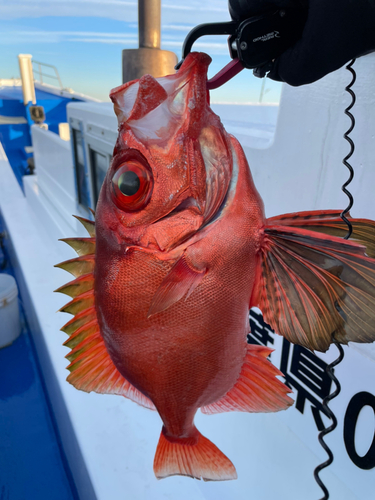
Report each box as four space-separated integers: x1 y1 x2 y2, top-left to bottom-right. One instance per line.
0 274 21 348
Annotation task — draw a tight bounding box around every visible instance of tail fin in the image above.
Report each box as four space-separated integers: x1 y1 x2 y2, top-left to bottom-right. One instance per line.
257 210 375 352
153 427 237 481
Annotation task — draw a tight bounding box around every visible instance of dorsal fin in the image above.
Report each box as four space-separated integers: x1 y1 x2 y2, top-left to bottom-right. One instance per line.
60 306 97 335
73 215 96 237
54 274 94 298
55 217 156 411
59 237 96 256
59 290 95 315
54 255 95 278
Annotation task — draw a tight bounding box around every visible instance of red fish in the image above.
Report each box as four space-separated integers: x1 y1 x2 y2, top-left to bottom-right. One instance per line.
56 52 375 481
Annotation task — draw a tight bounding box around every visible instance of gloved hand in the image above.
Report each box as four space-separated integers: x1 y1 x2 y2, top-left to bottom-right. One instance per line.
229 0 305 20
228 0 375 86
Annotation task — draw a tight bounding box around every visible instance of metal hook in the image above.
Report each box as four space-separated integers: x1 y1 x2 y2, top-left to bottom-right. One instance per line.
175 7 307 89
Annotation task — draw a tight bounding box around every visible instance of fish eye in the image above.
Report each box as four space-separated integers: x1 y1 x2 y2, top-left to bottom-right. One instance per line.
118 170 140 196
111 159 153 211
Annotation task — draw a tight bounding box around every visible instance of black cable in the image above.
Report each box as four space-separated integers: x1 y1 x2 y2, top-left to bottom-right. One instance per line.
313 342 345 499
313 58 356 500
340 58 356 241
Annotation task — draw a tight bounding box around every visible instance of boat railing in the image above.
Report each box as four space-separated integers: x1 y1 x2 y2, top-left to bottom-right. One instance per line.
32 60 63 89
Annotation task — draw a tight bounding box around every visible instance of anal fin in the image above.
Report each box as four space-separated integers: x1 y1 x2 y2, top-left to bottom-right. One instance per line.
201 344 293 415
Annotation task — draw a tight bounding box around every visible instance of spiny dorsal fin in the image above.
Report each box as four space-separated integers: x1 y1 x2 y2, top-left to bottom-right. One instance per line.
54 274 94 298
63 319 99 349
59 237 96 257
58 290 95 315
73 215 96 237
66 332 102 363
56 220 155 411
61 306 97 335
55 255 95 278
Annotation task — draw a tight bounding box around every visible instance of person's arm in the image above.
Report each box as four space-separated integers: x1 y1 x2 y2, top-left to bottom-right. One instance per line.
228 0 375 86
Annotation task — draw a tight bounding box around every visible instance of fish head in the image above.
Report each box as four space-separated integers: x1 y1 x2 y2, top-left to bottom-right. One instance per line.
97 52 233 253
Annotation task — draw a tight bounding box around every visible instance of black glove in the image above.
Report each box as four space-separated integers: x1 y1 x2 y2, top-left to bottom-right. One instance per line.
229 0 305 20
229 0 375 86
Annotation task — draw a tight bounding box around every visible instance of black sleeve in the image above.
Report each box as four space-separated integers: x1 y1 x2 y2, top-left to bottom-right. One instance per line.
228 0 375 86
229 0 304 20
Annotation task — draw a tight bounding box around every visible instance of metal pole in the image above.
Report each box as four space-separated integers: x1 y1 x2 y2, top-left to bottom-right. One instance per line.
139 0 160 49
18 54 36 105
122 0 177 83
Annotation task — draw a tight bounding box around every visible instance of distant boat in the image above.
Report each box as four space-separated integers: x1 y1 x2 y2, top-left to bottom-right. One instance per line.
0 55 97 188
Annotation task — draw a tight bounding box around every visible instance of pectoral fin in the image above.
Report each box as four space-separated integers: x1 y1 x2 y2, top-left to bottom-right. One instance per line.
257 211 375 352
268 210 375 258
148 254 206 317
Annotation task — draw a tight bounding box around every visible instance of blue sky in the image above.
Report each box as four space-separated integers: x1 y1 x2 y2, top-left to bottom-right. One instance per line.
0 0 282 103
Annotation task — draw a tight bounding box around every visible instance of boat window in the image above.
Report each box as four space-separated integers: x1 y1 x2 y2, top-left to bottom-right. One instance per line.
90 148 110 206
72 128 90 209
